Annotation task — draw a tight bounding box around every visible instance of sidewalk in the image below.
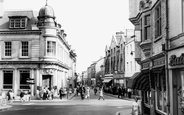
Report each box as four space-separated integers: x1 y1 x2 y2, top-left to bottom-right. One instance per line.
0 103 12 111
104 92 135 101
0 93 76 111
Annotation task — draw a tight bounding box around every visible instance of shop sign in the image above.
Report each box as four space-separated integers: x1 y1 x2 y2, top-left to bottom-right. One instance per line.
169 53 184 66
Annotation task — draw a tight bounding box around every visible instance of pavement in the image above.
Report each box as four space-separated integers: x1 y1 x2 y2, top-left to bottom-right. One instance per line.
0 91 134 114
0 92 76 111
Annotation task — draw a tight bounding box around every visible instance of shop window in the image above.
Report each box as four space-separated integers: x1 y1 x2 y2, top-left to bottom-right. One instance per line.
3 70 13 89
20 70 30 89
155 73 166 113
144 91 151 105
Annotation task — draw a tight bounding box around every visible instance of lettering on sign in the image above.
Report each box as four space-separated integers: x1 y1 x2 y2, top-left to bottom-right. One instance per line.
169 53 184 66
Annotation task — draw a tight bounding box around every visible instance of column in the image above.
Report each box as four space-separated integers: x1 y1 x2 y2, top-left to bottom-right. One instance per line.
0 69 3 90
53 69 58 87
30 69 34 96
13 69 19 95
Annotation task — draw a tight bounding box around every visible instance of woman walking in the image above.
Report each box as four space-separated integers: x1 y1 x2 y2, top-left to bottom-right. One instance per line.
98 87 105 100
86 87 90 100
132 97 140 115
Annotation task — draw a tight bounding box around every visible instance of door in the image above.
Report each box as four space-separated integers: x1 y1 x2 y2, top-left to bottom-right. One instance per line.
42 75 52 89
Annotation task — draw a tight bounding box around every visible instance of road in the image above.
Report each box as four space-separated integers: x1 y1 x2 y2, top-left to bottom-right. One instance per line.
0 89 133 115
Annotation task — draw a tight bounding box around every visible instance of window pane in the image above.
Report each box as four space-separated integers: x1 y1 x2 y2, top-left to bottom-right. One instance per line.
5 42 11 56
20 70 30 89
3 70 13 89
21 19 26 28
22 41 28 56
47 41 56 56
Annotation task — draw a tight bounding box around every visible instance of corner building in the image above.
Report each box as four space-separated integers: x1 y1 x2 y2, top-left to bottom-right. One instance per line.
0 3 75 96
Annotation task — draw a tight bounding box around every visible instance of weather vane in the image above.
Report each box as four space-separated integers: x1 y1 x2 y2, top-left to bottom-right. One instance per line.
46 0 48 5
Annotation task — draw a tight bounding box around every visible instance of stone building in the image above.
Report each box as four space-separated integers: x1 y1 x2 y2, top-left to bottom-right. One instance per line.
0 1 76 97
128 0 167 115
167 1 184 115
104 31 126 88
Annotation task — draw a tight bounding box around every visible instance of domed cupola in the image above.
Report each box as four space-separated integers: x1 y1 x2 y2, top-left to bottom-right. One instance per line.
38 5 55 19
37 2 56 27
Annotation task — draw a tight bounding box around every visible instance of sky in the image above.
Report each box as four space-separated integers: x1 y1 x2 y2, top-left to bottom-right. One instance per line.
3 0 134 73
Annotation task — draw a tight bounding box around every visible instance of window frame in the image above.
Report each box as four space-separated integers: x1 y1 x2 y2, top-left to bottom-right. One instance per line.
19 70 30 89
21 41 29 57
4 41 12 57
155 3 162 38
46 41 56 57
144 14 151 41
3 70 13 89
155 73 167 113
9 17 27 29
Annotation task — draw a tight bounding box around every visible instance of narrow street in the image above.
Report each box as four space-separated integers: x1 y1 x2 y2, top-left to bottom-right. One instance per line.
0 88 133 115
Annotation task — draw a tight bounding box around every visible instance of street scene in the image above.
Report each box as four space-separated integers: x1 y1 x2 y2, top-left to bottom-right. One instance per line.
0 0 184 115
0 87 133 115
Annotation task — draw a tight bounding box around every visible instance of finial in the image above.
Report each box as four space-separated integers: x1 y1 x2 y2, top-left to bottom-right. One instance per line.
46 0 48 6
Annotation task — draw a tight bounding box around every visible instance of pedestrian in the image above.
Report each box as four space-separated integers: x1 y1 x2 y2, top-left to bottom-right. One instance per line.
98 87 105 100
76 85 79 96
94 87 97 95
20 90 25 102
79 85 85 100
1 89 7 106
59 87 63 100
132 97 140 115
7 90 14 104
128 88 132 98
118 86 122 98
86 87 90 100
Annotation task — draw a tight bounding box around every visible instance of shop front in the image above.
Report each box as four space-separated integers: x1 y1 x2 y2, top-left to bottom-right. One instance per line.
168 47 184 115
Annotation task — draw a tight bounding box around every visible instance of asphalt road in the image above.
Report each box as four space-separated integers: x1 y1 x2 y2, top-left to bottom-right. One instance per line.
0 89 133 115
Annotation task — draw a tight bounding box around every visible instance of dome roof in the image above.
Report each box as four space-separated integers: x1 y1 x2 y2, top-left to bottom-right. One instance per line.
38 5 55 18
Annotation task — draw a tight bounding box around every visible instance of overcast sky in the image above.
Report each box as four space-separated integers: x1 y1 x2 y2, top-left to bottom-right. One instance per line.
3 0 134 73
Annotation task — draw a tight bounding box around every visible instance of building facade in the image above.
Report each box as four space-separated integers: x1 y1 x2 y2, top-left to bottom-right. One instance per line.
104 31 126 89
95 57 105 87
167 0 184 115
128 0 167 115
0 2 76 97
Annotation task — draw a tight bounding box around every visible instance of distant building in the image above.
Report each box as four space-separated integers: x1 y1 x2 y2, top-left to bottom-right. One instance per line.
104 31 126 87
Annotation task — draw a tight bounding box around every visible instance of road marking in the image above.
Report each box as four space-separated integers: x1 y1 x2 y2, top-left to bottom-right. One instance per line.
22 103 34 105
117 106 123 108
34 107 45 109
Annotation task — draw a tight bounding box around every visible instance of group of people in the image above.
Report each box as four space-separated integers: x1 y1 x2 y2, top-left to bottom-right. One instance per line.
104 85 132 99
0 89 16 106
117 86 132 99
37 86 55 100
76 85 105 100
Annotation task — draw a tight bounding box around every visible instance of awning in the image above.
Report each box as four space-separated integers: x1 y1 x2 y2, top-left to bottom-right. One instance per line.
127 72 141 89
134 73 150 91
102 79 112 83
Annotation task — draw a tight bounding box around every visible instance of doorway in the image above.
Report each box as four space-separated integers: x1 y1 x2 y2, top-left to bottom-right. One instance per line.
42 75 52 89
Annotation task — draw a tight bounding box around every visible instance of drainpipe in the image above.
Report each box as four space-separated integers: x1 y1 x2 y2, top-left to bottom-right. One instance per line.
165 0 170 115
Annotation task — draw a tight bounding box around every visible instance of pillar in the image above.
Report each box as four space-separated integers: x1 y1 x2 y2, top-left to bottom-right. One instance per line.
0 69 3 90
30 69 34 96
13 69 19 95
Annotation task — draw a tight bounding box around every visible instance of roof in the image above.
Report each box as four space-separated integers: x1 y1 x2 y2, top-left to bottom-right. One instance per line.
0 10 38 30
